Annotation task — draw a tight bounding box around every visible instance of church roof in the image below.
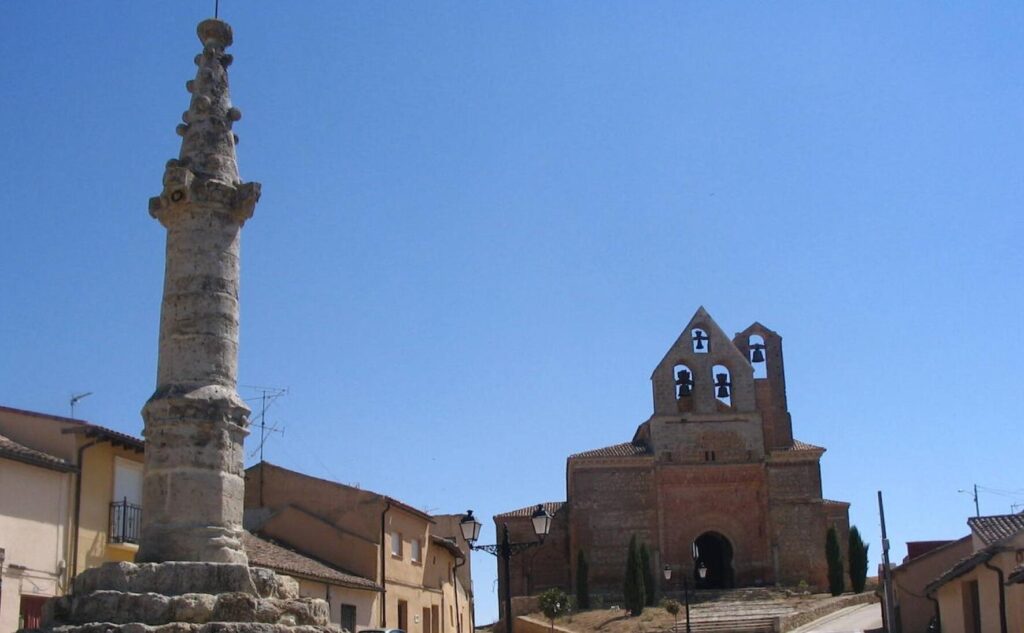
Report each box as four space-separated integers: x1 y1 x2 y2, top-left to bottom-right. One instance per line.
495 502 565 519
0 433 76 472
968 513 1024 546
242 531 380 591
790 439 825 452
569 441 651 460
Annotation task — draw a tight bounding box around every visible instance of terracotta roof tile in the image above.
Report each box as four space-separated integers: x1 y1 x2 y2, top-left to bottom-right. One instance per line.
968 514 1024 546
569 442 650 460
495 502 565 519
242 532 380 591
0 433 76 472
0 404 143 452
790 439 824 452
926 545 1007 594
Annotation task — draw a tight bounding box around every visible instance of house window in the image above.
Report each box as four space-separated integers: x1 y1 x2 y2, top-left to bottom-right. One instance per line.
340 604 357 633
411 538 422 563
110 457 143 543
391 531 403 558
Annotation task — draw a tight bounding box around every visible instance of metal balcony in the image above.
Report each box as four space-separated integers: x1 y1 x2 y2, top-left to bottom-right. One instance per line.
109 498 142 544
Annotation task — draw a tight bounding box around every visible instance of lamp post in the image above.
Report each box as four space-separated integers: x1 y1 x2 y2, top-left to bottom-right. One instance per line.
662 557 707 633
460 505 553 633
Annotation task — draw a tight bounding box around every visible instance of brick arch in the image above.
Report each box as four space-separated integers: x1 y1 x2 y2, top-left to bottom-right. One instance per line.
695 531 735 589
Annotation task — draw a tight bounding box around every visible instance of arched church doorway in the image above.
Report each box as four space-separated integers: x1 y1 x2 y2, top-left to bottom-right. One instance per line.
694 532 734 589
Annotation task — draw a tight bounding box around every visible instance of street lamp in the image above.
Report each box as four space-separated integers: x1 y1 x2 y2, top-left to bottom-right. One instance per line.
663 555 707 633
460 505 553 633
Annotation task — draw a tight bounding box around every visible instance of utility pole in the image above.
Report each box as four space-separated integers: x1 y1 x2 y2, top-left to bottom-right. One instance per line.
958 484 980 517
878 491 898 633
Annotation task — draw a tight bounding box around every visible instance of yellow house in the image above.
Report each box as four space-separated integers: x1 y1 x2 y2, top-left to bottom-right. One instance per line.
926 514 1024 633
0 405 144 630
244 462 474 633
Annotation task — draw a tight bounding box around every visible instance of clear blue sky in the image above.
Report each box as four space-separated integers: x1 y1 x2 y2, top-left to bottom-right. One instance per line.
2 1 1022 623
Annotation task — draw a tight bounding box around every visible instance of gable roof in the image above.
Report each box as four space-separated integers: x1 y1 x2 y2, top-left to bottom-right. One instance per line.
968 514 1024 546
790 439 824 452
925 544 1009 594
0 433 77 473
652 306 751 378
242 531 380 591
0 404 143 453
495 501 565 519
253 461 434 522
569 441 651 460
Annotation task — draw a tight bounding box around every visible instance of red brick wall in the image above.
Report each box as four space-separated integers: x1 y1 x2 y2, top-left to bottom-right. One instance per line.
568 460 657 597
657 463 773 586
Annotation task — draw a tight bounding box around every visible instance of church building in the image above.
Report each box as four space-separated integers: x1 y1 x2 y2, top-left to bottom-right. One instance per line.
494 307 849 601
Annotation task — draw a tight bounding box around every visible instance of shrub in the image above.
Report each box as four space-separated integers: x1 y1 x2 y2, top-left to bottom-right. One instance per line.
639 542 655 606
848 526 870 593
623 535 646 615
576 549 590 609
825 526 844 596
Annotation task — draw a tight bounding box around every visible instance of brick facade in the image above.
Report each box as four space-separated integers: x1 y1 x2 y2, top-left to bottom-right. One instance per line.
494 308 849 602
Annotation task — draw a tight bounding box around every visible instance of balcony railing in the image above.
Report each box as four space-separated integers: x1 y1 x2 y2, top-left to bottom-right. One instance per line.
109 498 142 544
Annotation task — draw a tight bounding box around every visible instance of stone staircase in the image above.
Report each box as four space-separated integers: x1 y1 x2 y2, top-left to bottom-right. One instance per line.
664 591 793 633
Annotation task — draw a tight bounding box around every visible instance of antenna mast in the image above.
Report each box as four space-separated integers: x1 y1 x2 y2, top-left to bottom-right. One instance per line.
70 392 93 419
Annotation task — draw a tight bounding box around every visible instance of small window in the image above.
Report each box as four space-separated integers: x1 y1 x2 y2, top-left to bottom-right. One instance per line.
340 604 357 633
391 531 403 558
411 538 422 563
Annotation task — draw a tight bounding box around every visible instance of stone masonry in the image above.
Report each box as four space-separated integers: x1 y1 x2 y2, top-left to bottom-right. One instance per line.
27 17 334 633
140 16 259 566
495 307 850 602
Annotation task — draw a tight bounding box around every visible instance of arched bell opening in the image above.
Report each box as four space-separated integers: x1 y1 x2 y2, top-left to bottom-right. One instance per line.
694 532 734 589
711 365 733 408
748 334 767 379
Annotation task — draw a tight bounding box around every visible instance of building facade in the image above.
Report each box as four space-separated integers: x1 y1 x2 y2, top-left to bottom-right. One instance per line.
0 405 144 631
926 514 1024 633
495 308 850 604
244 462 474 633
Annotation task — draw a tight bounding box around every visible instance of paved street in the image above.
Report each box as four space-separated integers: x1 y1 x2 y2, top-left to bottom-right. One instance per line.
792 603 883 633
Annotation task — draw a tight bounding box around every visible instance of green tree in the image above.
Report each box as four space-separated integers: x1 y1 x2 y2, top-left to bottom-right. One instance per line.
623 535 646 615
538 588 570 633
639 542 655 606
847 526 870 593
825 526 845 596
575 549 590 610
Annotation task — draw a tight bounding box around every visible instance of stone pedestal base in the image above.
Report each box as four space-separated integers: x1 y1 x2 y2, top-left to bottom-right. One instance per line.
30 562 337 633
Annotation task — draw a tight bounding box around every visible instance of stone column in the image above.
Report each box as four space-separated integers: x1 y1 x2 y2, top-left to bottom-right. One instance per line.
140 18 260 565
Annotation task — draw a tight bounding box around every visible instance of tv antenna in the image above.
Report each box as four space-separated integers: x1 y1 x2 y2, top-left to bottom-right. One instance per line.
243 386 288 463
70 392 93 419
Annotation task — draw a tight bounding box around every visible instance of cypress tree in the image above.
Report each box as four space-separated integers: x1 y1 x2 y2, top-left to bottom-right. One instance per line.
848 526 870 593
825 526 844 596
640 542 655 606
623 535 645 615
576 549 590 610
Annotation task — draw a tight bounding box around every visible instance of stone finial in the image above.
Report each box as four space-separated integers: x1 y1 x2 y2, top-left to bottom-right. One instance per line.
197 18 233 49
150 19 260 227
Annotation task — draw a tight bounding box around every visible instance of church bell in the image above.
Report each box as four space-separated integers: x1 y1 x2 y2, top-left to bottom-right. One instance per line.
714 373 731 398
750 343 765 363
